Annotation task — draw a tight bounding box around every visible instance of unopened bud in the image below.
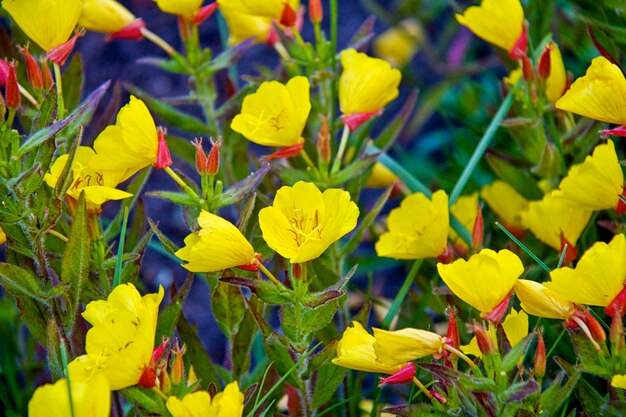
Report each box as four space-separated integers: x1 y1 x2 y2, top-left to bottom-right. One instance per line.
521 55 534 83
280 3 297 27
6 62 20 110
470 324 495 355
171 341 186 386
610 313 625 355
537 44 552 80
379 362 415 386
585 312 606 344
138 367 157 389
159 363 171 394
309 0 323 24
192 3 218 25
0 60 10 86
40 58 54 90
18 46 43 91
207 138 221 175
446 308 460 350
482 292 511 324
47 30 84 66
317 115 330 164
471 202 484 251
534 331 546 379
192 138 208 174
155 127 173 169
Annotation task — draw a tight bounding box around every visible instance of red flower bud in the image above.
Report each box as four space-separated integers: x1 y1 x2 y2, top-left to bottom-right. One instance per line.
18 46 43 91
436 243 455 264
0 60 10 86
537 44 552 80
309 0 323 23
471 202 484 251
521 55 534 83
534 331 546 379
263 142 304 161
107 19 146 41
138 366 157 389
192 138 208 174
470 323 495 355
47 30 84 66
280 3 297 27
617 187 626 215
206 138 221 175
5 62 20 110
508 22 528 60
379 362 416 386
155 127 173 169
192 3 218 25
340 110 382 131
446 308 460 350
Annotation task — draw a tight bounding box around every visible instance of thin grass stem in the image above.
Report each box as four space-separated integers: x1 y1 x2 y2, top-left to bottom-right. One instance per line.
113 207 129 288
382 259 423 329
495 222 550 272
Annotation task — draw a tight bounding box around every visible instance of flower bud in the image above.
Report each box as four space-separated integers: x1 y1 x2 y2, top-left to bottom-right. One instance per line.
280 3 297 27
192 3 218 25
138 367 157 389
18 46 43 91
521 55 534 83
508 22 528 60
379 362 415 386
155 127 173 169
470 323 495 355
537 44 552 80
159 363 171 393
309 0 323 24
107 19 146 41
192 138 208 174
5 62 20 110
0 60 10 86
446 308 460 350
471 202 484 251
40 58 54 90
610 313 625 355
187 365 198 387
534 331 546 379
207 138 221 175
171 342 186 386
584 312 606 344
317 115 330 164
47 30 84 66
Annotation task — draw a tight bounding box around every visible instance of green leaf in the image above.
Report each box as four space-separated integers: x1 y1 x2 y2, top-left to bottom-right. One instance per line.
148 218 180 256
0 263 49 302
54 126 82 199
31 88 58 130
211 164 271 209
46 318 63 379
309 341 346 409
232 295 262 379
61 54 83 112
485 152 543 200
211 279 246 338
328 153 378 187
264 333 299 386
146 190 200 207
220 277 294 305
198 39 254 74
60 191 91 333
177 313 221 389
121 387 168 414
156 273 193 341
501 332 536 372
14 295 48 345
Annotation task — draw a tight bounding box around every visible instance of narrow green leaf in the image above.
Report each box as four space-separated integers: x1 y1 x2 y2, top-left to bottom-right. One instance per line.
156 272 193 341
374 90 418 151
61 54 83 112
0 263 49 302
148 219 181 256
121 387 168 414
54 126 83 199
146 190 200 207
113 207 129 289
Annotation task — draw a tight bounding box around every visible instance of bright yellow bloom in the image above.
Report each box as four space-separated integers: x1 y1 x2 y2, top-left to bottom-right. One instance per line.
339 49 401 115
611 374 626 390
546 234 626 307
503 67 522 89
455 0 524 53
231 76 311 147
481 181 528 231
155 0 203 17
28 359 110 417
79 0 136 33
556 56 626 125
0 226 6 245
556 140 624 211
375 190 449 260
217 0 272 45
521 191 592 251
166 382 245 417
332 321 404 374
2 0 81 51
236 0 299 20
259 181 359 263
176 210 258 272
90 96 158 183
373 327 443 366
545 42 567 103
373 20 421 67
514 279 575 320
43 147 132 210
79 283 164 390
437 249 524 314
462 309 528 357
449 192 478 251
365 162 398 188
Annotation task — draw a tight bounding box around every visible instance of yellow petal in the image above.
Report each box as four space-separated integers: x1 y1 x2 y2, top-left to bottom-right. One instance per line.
79 0 136 33
376 190 449 259
556 56 626 125
239 0 299 20
212 381 245 417
481 181 528 231
611 374 626 390
0 226 5 245
503 67 522 89
372 327 443 365
545 42 567 103
373 21 421 67
339 49 401 115
3 0 81 51
154 0 203 16
455 0 524 53
546 233 626 307
449 193 478 250
514 279 575 320
502 308 528 348
175 210 256 272
437 248 523 313
217 0 272 45
365 162 398 188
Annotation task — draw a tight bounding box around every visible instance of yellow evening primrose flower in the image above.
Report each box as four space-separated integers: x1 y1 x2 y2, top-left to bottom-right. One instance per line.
556 56 626 126
0 226 6 245
2 0 82 51
612 375 626 390
556 140 624 212
455 0 524 54
521 190 592 251
375 190 449 260
514 279 576 320
43 147 132 210
79 283 164 390
373 20 421 67
365 162 398 188
373 327 443 366
90 96 158 183
79 0 136 34
462 309 529 357
236 0 299 20
217 0 272 45
332 321 405 374
437 248 524 314
481 181 528 232
339 48 401 115
175 210 258 272
449 192 478 251
28 359 110 417
231 76 311 147
155 0 203 17
166 382 245 417
259 181 359 263
545 233 626 308
545 42 567 103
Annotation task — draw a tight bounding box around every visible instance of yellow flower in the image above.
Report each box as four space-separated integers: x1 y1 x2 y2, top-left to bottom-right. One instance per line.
455 0 524 54
155 0 203 17
79 0 136 34
514 279 575 320
79 283 164 390
365 162 398 188
237 0 299 20
437 249 524 314
449 192 478 251
545 234 626 308
0 226 6 245
556 56 626 125
90 96 158 183
332 321 404 374
545 42 567 103
373 327 443 366
375 190 449 260
166 382 245 417
359 400 395 417
612 374 626 390
175 210 258 272
28 359 110 417
259 181 359 263
373 20 421 67
503 67 522 89
2 0 81 51
481 181 528 231
521 191 592 251
462 309 529 357
231 76 311 147
217 0 272 45
43 147 132 210
339 49 401 115
556 140 624 211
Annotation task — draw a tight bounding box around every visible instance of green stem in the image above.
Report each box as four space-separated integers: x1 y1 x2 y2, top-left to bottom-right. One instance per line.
331 124 350 174
258 263 282 287
329 0 338 139
60 341 76 417
495 221 550 272
113 207 129 289
140 28 176 56
163 166 201 200
382 259 423 329
53 63 64 120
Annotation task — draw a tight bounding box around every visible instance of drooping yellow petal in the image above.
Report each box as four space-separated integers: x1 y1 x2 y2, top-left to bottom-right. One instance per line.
375 190 449 260
154 0 203 16
449 192 478 251
481 181 528 231
372 327 443 365
437 249 523 314
175 210 257 272
556 140 624 211
0 226 5 245
545 42 567 103
217 0 272 45
339 49 401 115
556 56 626 125
455 0 524 53
521 190 592 250
514 279 575 320
332 321 404 374
3 0 82 51
231 76 311 147
546 234 626 307
611 374 626 390
79 0 136 33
